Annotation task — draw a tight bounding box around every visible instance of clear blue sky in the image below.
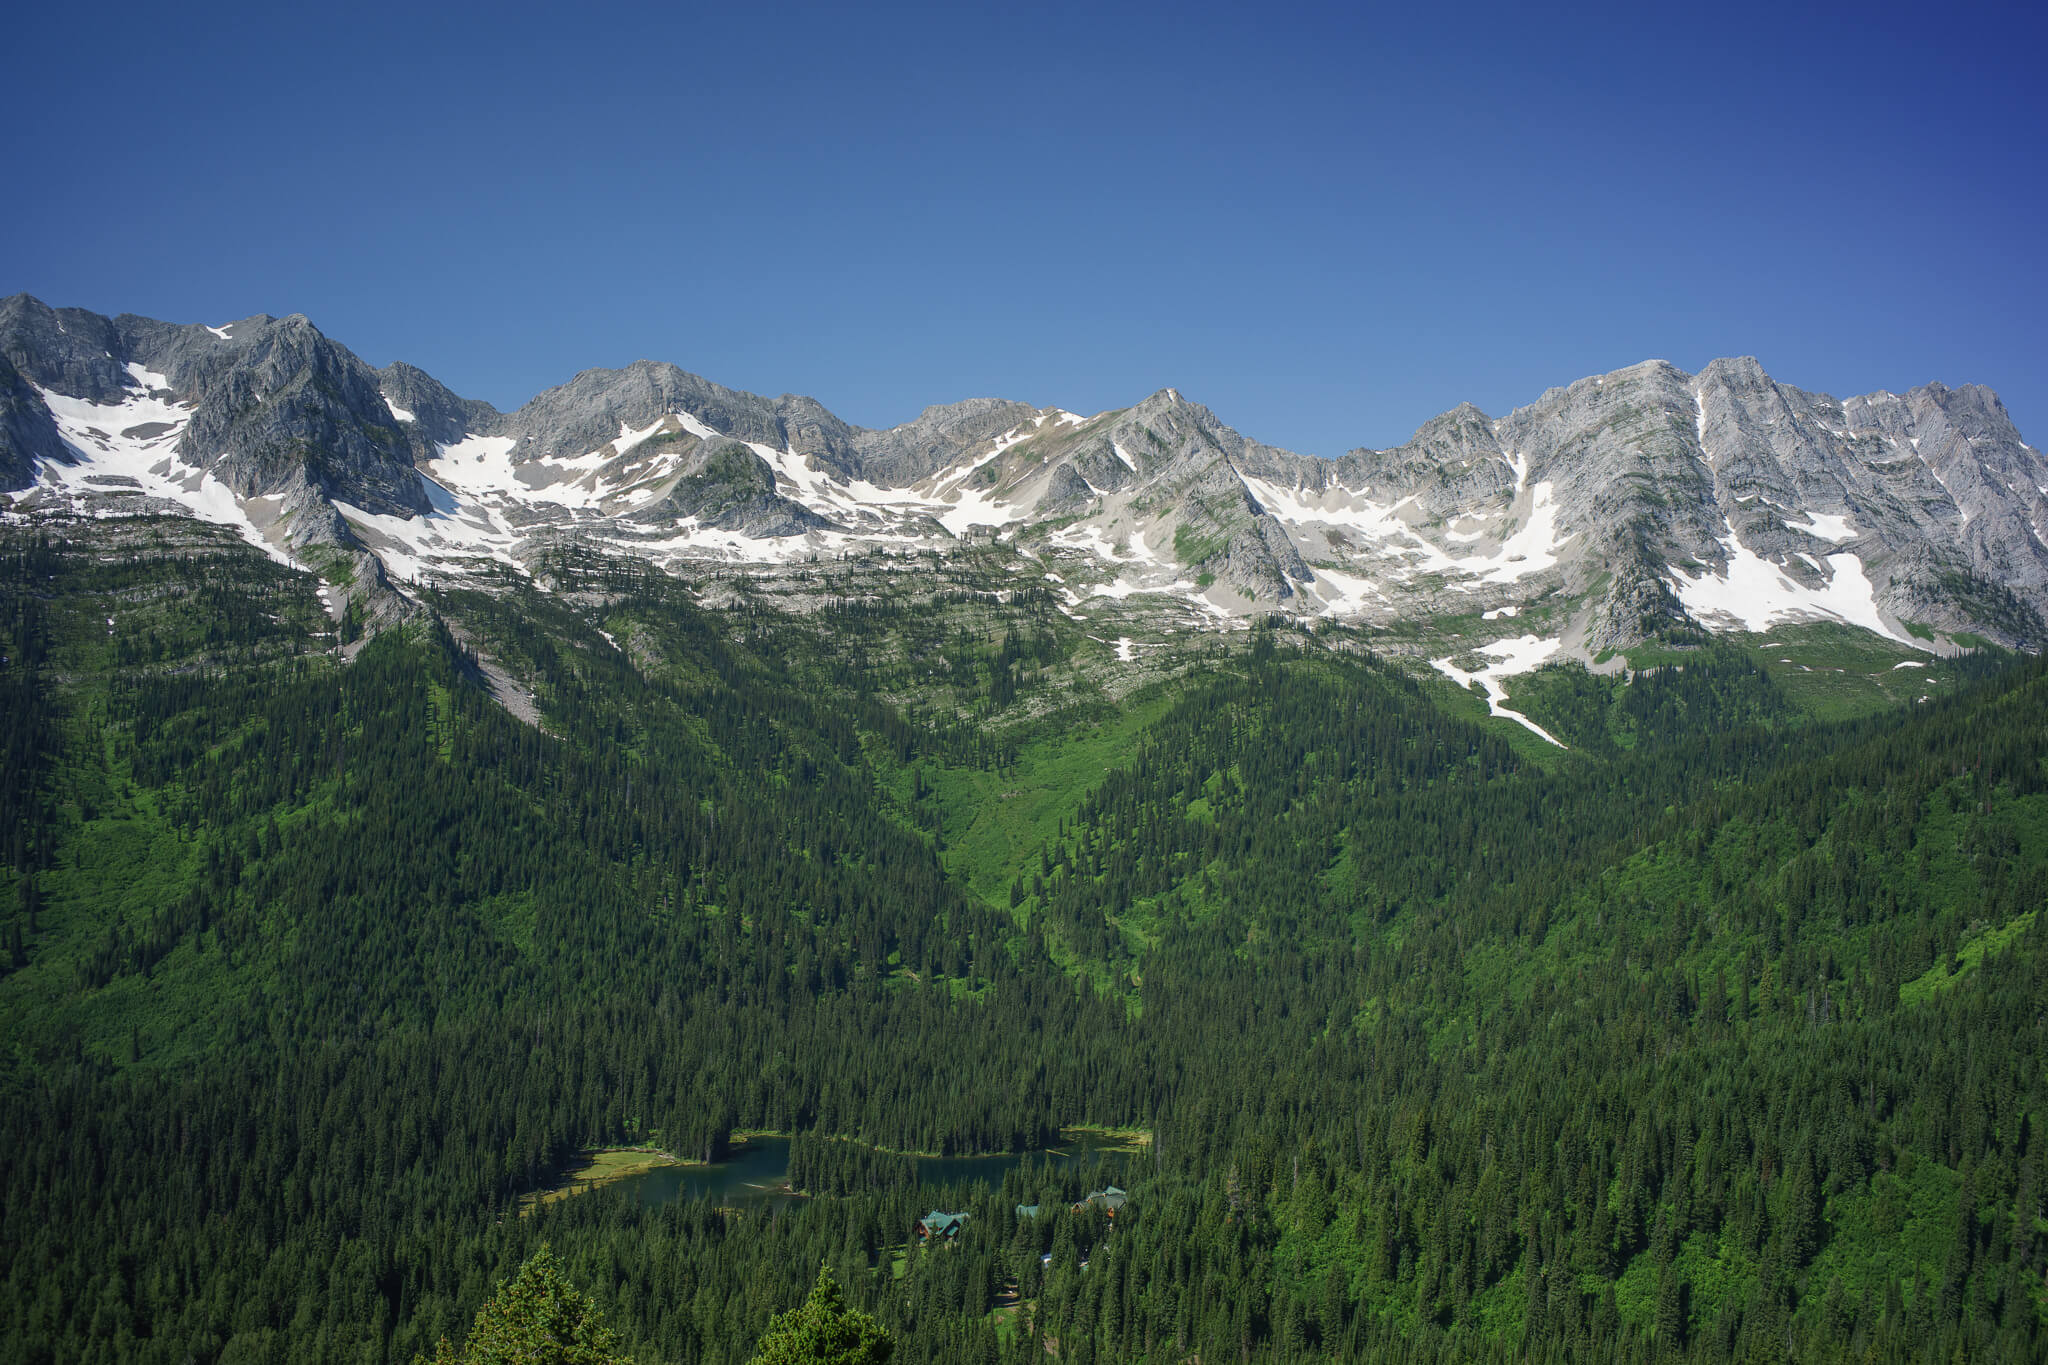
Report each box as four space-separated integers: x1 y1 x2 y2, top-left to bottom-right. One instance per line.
8 0 2044 455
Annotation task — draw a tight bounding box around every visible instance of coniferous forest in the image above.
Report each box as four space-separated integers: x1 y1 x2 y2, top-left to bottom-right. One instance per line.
1 517 2044 1363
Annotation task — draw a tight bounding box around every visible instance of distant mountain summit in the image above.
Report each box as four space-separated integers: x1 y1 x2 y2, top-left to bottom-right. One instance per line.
5 293 2044 666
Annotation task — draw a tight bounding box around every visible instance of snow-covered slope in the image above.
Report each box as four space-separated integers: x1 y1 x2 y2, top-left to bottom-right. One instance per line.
32 361 298 566
6 294 2045 675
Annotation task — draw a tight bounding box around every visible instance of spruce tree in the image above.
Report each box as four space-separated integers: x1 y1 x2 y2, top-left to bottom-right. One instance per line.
747 1263 893 1365
420 1245 630 1365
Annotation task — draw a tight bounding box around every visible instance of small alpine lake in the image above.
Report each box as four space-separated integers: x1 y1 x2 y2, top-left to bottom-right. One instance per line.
605 1127 1147 1211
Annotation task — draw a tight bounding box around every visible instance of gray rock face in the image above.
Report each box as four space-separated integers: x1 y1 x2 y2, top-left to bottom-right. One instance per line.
1335 401 1514 518
850 397 1041 486
0 295 429 520
172 314 430 518
630 441 833 536
1667 358 2048 643
1501 360 1723 646
1076 390 1312 599
379 361 499 453
0 352 69 491
494 361 800 467
1036 462 1097 516
701 384 1318 597
0 295 133 402
1847 382 2048 588
1302 355 2048 649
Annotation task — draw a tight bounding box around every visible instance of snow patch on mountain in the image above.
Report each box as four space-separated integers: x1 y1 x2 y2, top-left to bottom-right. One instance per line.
932 485 1025 535
1795 512 1856 543
1240 477 1456 580
1431 636 1568 747
1476 481 1569 584
333 468 531 583
32 379 295 567
424 434 524 497
1302 565 1384 616
1670 523 1916 644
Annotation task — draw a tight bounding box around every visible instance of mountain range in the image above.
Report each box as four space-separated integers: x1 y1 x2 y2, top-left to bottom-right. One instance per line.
4 293 2046 1361
5 292 2044 670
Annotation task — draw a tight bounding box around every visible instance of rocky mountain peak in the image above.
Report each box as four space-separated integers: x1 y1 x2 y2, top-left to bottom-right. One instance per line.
850 397 1040 487
1698 354 1767 384
1 294 133 404
378 361 499 452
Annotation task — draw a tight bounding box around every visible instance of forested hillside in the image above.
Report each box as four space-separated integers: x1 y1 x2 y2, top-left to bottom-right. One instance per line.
1 516 2042 1363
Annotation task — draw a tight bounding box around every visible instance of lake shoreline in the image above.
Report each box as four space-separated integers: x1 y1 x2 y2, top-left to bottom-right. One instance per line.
517 1144 692 1215
522 1125 1152 1213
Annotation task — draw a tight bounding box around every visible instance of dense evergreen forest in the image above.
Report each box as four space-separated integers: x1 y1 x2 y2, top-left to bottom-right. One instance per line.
1 516 2043 1363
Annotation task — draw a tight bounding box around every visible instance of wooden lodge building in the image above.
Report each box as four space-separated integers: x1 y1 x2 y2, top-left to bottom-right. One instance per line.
916 1210 969 1241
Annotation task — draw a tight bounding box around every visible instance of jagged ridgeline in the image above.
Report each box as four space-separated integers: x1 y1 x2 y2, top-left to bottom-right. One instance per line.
1 513 2042 1364
6 292 2048 683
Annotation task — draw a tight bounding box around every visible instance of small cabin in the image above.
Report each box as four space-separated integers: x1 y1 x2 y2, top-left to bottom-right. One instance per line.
917 1210 970 1241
